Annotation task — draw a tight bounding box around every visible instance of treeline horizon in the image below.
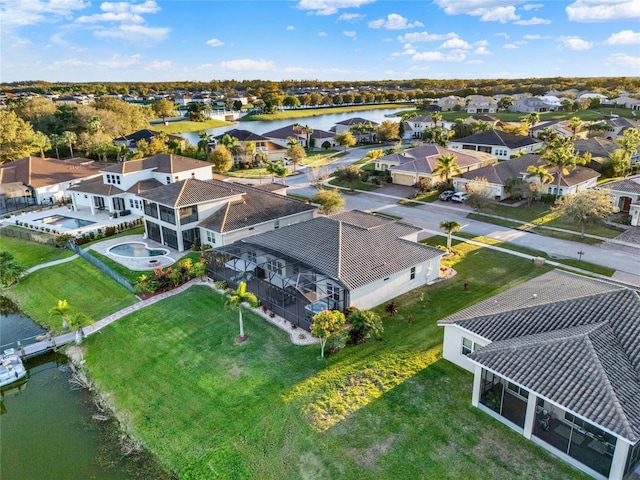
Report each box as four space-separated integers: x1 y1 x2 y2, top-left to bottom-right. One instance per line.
2 77 638 98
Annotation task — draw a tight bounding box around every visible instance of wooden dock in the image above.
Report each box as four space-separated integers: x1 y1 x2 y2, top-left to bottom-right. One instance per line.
4 332 78 360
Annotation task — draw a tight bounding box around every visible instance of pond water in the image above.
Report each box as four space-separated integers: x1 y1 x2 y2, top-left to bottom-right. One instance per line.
179 106 411 145
0 300 168 480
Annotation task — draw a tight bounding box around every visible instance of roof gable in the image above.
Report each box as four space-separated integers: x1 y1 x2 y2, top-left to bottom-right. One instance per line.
453 129 541 149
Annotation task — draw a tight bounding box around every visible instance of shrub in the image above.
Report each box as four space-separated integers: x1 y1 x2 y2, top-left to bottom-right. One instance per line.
348 309 383 345
540 193 556 204
104 226 117 237
385 301 398 316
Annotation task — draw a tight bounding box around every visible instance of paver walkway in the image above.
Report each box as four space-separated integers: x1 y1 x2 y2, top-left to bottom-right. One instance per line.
26 254 79 273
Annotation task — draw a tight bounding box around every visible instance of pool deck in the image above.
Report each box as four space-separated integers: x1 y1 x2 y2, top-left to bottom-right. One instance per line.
88 235 179 270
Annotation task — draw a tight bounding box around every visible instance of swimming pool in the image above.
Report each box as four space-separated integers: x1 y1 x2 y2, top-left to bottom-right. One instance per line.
37 215 96 229
108 243 169 258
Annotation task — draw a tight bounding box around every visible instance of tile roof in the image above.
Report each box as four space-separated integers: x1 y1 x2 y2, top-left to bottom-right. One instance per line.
101 154 210 175
198 185 316 233
114 129 183 145
139 178 241 207
0 157 102 188
573 137 618 158
440 270 640 441
381 145 494 175
598 175 640 195
239 211 442 290
67 176 124 196
262 124 334 140
336 117 379 126
452 129 542 149
214 128 269 142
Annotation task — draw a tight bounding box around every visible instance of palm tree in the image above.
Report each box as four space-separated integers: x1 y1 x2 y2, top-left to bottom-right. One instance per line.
197 132 213 159
48 133 63 159
225 281 258 340
265 160 286 183
440 220 461 254
30 132 51 158
567 117 583 140
431 111 442 128
49 299 71 330
540 137 578 198
432 153 461 182
525 165 554 206
523 112 540 137
301 125 314 147
62 131 77 158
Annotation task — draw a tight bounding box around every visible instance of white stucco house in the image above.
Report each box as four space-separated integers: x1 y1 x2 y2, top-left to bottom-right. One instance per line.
465 95 498 114
449 130 544 161
510 97 560 113
0 156 102 210
438 270 640 480
206 210 444 330
597 174 640 226
68 154 213 217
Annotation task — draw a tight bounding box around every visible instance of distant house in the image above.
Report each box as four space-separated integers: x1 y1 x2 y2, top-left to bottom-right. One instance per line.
213 128 286 162
510 97 559 113
599 117 640 141
262 124 335 149
463 115 501 127
465 95 498 114
376 144 496 188
437 96 464 111
573 138 621 163
206 210 444 330
138 178 316 251
334 117 379 143
68 154 212 216
401 115 440 140
611 97 640 110
531 120 581 139
598 174 640 226
453 154 600 200
438 270 640 480
449 130 544 161
0 156 102 210
113 129 186 151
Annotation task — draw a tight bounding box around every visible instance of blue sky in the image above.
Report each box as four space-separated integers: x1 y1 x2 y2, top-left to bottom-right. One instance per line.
1 0 639 83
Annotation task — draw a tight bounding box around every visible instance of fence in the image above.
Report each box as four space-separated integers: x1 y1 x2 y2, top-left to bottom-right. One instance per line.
0 226 58 247
67 243 136 294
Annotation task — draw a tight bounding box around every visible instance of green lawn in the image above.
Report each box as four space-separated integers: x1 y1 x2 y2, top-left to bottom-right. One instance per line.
0 233 73 268
81 242 586 480
6 258 137 331
148 119 232 134
439 108 635 123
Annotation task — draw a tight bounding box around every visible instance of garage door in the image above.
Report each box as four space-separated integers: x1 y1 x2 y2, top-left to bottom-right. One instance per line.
393 173 416 186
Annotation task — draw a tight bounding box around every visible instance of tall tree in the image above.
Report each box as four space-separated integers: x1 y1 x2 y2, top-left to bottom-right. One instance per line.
197 132 213 159
286 141 306 171
335 131 356 150
540 137 579 197
311 309 346 358
615 127 640 160
567 117 583 140
377 120 399 142
62 130 77 158
523 112 540 136
150 99 177 124
439 220 461 254
431 111 442 127
553 190 614 238
0 251 25 287
225 281 258 340
208 145 234 173
312 189 345 215
30 132 51 158
525 165 554 205
48 133 64 159
0 110 39 163
333 165 361 192
432 153 461 182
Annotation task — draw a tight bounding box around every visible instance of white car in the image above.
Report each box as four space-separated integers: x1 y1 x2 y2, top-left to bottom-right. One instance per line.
450 192 469 203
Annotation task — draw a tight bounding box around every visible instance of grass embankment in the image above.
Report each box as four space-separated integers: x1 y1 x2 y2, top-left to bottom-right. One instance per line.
83 242 586 480
437 108 635 123
6 258 137 332
148 119 231 134
0 234 73 268
243 104 411 122
454 231 615 277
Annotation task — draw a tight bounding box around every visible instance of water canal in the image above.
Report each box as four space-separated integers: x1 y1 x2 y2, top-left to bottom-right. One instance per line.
0 301 168 480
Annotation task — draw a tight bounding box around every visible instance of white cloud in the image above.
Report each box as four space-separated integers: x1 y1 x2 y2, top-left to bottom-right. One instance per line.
391 43 417 57
474 39 489 47
523 3 544 10
523 34 551 40
397 31 458 43
219 58 275 71
474 46 492 55
206 38 225 47
413 51 466 62
440 37 471 49
434 0 526 15
145 60 172 70
503 43 519 49
566 0 640 22
338 12 365 21
101 1 161 14
514 16 551 25
94 24 170 42
318 31 327 36
1 0 90 27
467 59 486 64
604 30 640 45
607 52 640 67
480 6 520 22
286 25 294 30
558 35 593 50
48 58 93 69
368 13 424 30
76 12 145 23
343 30 357 38
296 0 376 16
99 54 142 68
494 32 510 39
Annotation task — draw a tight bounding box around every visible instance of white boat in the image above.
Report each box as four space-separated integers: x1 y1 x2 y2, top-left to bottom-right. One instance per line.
0 349 27 388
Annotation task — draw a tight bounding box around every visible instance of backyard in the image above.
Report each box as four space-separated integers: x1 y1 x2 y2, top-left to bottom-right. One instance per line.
80 240 588 480
0 232 73 268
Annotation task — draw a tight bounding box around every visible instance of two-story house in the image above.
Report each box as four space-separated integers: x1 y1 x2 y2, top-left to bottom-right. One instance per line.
449 130 544 161
212 128 287 162
465 95 498 114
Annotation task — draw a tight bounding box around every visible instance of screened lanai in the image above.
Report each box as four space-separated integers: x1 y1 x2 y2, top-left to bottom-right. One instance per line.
205 242 348 331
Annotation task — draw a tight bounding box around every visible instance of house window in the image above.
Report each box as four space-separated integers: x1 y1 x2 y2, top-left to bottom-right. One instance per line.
507 382 529 400
206 231 216 244
247 251 256 263
266 259 283 275
166 176 171 184
159 205 176 224
462 337 477 356
129 199 141 210
114 175 121 185
410 266 416 280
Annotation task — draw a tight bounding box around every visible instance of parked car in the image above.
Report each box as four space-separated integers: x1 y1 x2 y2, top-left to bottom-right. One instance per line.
450 192 469 203
439 190 455 201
